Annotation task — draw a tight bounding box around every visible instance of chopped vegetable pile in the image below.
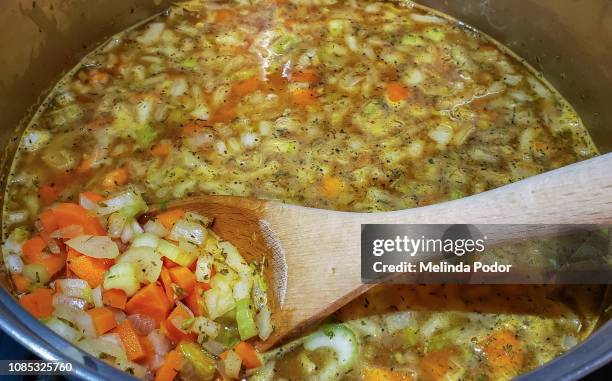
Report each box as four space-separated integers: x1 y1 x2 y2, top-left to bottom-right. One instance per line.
6 190 272 380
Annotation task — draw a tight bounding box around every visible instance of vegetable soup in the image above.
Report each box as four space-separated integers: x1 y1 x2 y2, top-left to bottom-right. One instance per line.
1 0 603 380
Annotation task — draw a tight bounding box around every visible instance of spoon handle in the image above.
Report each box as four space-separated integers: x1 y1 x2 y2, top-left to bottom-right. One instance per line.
370 153 612 225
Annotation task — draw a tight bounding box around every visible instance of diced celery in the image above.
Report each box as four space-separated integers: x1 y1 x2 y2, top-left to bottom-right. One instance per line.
117 246 162 284
179 342 216 381
401 34 425 46
235 298 258 340
204 286 236 320
216 317 241 348
271 34 299 54
134 124 158 149
402 326 419 347
328 19 345 37
423 27 445 42
103 262 140 296
157 239 197 267
23 264 50 285
179 58 198 69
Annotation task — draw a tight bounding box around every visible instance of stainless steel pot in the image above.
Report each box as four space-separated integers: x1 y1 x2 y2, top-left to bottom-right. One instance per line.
0 0 610 380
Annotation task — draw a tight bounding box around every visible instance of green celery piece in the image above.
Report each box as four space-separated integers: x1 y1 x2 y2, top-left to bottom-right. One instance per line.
236 298 258 340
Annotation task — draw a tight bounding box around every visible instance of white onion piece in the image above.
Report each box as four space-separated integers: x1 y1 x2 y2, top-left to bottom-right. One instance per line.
131 233 160 249
97 191 142 216
112 309 127 325
221 349 242 379
75 311 97 338
55 279 92 302
50 224 84 239
121 222 135 244
108 213 127 238
45 317 82 343
192 316 219 340
53 293 88 311
79 193 99 211
92 286 103 308
170 219 206 245
128 314 156 336
256 305 273 340
195 254 213 283
143 220 169 237
131 220 144 235
5 254 23 274
201 340 226 356
66 235 119 259
148 330 171 355
411 13 444 23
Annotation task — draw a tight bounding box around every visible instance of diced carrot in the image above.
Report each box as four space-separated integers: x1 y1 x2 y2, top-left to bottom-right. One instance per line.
89 71 110 86
291 88 317 106
22 236 67 277
481 329 524 377
103 289 128 310
115 319 146 361
39 183 64 205
386 82 411 102
163 303 196 344
125 283 172 327
76 155 93 173
185 282 211 316
154 349 183 381
80 191 105 204
160 267 176 303
151 141 172 157
290 68 319 84
102 168 129 188
169 267 196 297
363 367 413 381
234 341 261 369
182 121 207 137
19 288 54 318
156 209 185 231
88 307 118 336
214 9 234 23
12 274 31 293
210 104 237 124
419 347 459 381
139 335 156 364
67 249 112 288
265 72 288 90
321 176 344 198
52 203 106 235
163 257 179 269
232 76 261 98
38 210 59 233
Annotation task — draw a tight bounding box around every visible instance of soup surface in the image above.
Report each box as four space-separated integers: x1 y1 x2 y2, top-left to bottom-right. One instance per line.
1 0 603 380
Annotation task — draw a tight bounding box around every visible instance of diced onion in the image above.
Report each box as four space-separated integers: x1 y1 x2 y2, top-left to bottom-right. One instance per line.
55 279 93 303
221 350 242 379
128 314 156 336
117 246 162 284
53 293 88 311
144 220 169 237
192 316 220 340
5 254 23 274
170 219 207 245
79 194 99 211
97 191 145 216
92 286 103 308
195 254 213 283
411 13 444 24
50 224 85 239
45 317 82 343
66 235 119 259
108 213 128 238
131 232 160 249
148 329 171 355
202 340 226 356
75 311 97 338
256 305 273 341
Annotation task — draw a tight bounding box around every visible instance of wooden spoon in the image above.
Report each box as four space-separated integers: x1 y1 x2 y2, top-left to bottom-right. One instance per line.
152 153 612 350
